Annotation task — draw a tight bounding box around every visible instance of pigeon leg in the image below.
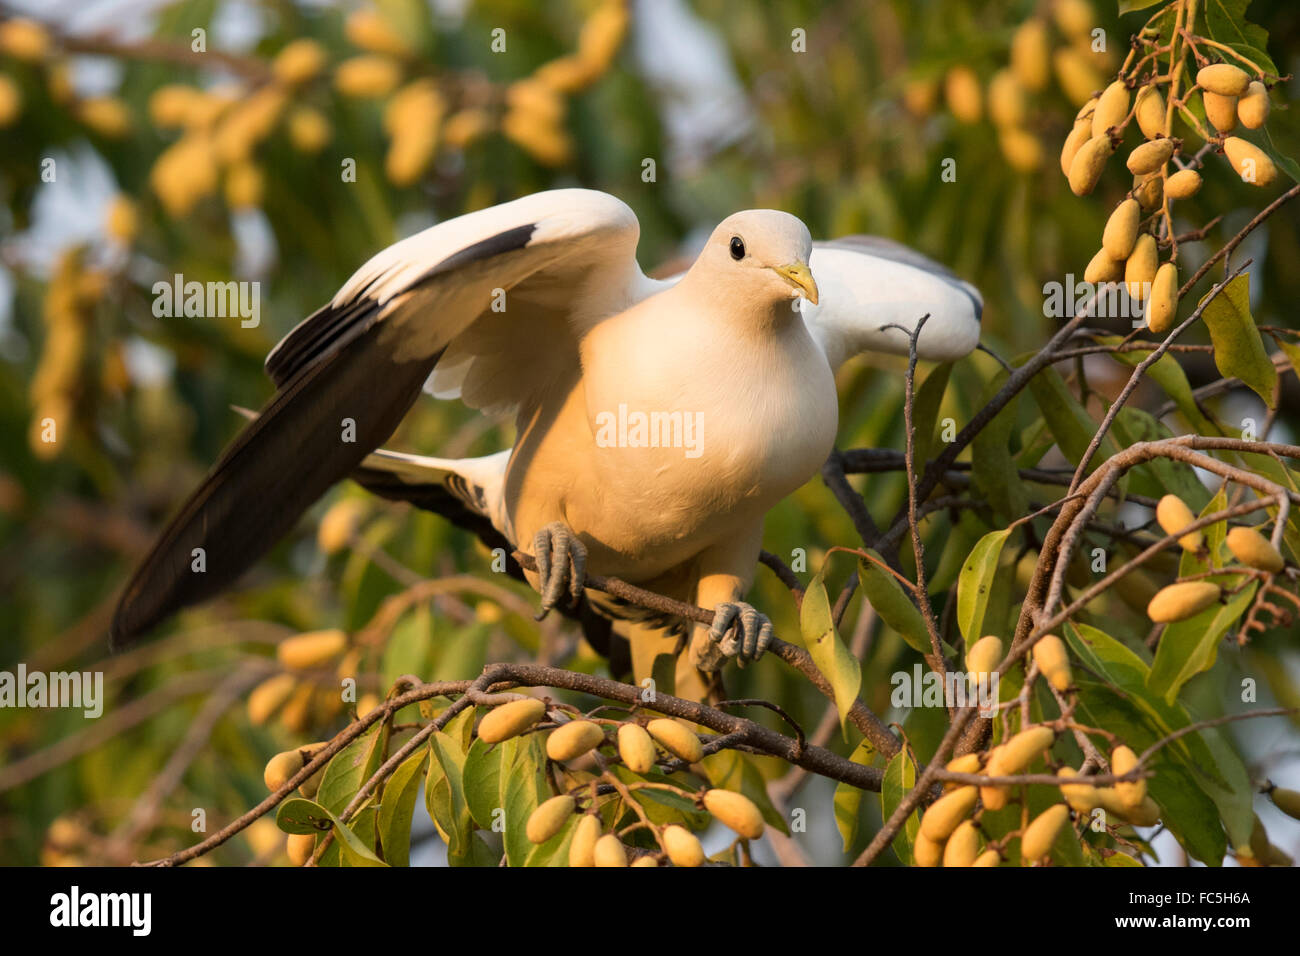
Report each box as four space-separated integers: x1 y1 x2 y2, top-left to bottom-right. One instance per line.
532 522 588 620
701 602 774 670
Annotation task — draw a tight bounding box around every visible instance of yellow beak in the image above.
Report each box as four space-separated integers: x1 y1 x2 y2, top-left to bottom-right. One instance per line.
771 262 819 305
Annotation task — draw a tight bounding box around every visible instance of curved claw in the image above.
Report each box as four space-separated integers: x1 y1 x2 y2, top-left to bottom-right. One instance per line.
706 601 773 668
531 522 587 619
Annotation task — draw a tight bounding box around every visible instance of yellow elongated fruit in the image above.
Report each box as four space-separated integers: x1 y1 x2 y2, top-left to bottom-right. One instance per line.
703 789 764 840
617 723 657 774
1032 635 1072 691
1092 81 1130 138
645 718 703 763
980 745 1009 810
945 752 983 790
1224 136 1277 186
263 750 304 791
920 785 978 841
247 674 297 725
1134 85 1166 139
1010 19 1050 91
1060 121 1092 177
593 834 628 867
972 849 1001 867
995 726 1057 778
1058 767 1101 813
105 196 138 244
287 832 316 866
1269 787 1300 822
944 65 982 123
1165 168 1202 200
988 69 1027 127
0 18 50 61
965 635 1002 682
478 698 546 743
999 127 1043 172
1021 804 1070 862
1132 171 1163 210
317 498 365 554
334 55 402 98
1084 248 1123 284
631 856 659 867
1054 48 1103 106
1111 745 1145 809
662 825 705 867
526 795 575 844
1068 135 1114 196
1054 0 1093 39
1156 495 1202 551
296 744 328 798
914 831 943 867
1203 91 1238 133
1126 138 1175 175
279 682 312 733
345 9 412 56
272 39 327 85
1238 81 1269 129
224 161 264 210
1198 63 1250 97
568 813 601 866
1102 199 1140 260
278 629 348 670
0 74 20 127
943 820 981 867
1145 261 1178 334
1097 789 1160 826
1226 527 1284 573
1147 581 1220 623
546 720 606 761
288 107 332 153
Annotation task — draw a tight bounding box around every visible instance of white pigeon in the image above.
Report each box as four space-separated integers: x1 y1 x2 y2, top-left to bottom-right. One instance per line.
111 189 981 701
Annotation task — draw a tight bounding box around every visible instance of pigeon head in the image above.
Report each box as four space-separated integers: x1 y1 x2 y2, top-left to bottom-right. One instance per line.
699 209 818 307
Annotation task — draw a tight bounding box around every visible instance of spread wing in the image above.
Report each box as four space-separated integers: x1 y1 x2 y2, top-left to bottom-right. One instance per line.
804 236 983 368
111 189 654 647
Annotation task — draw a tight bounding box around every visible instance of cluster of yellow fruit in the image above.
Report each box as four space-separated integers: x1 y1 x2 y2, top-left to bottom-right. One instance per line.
247 629 357 734
914 0 1114 173
259 741 332 865
1061 23 1283 335
1144 495 1287 625
0 18 132 136
480 697 763 866
918 721 1155 866
500 0 628 168
28 249 110 459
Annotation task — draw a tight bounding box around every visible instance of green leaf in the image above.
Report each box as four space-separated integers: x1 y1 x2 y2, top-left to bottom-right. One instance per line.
1274 337 1300 384
1097 335 1216 434
316 725 388 816
971 371 1029 520
912 361 952 470
1201 0 1278 75
1027 366 1120 472
956 528 1011 643
1119 0 1164 14
376 747 428 867
275 797 387 866
500 734 549 866
799 568 863 736
880 750 920 865
1148 582 1257 704
1200 274 1277 408
427 730 472 858
857 554 930 655
833 737 878 854
462 737 504 830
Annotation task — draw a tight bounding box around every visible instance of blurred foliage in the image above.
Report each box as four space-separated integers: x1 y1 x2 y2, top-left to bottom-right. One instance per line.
2 0 1300 867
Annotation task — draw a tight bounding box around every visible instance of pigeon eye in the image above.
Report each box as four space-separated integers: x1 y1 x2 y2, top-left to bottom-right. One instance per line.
729 236 745 260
